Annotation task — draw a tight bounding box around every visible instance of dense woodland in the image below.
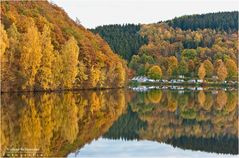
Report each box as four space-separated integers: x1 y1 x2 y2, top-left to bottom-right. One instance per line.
165 11 238 32
92 12 238 81
0 1 127 92
91 24 147 61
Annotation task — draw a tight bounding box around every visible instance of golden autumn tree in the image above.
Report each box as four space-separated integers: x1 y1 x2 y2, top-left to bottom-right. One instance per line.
216 61 228 81
87 66 101 88
19 24 42 90
114 63 126 87
61 36 79 89
147 65 162 80
51 51 63 89
225 59 237 80
203 59 214 77
3 24 21 91
167 56 178 77
75 61 88 87
35 25 55 90
198 63 206 80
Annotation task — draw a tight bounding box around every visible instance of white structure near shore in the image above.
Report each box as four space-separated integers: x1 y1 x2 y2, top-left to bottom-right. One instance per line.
131 76 205 84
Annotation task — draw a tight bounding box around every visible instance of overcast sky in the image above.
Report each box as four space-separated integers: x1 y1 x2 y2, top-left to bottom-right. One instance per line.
52 0 239 29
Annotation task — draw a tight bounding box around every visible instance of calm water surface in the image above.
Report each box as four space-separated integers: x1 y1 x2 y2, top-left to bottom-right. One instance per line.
1 88 238 157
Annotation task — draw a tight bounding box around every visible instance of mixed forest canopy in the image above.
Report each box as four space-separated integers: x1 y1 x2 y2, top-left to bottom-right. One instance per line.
92 12 238 81
129 23 238 81
0 1 127 92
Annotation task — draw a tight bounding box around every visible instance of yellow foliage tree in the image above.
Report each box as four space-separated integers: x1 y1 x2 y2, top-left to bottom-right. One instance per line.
198 63 206 80
115 63 126 87
36 25 55 90
225 59 237 79
61 36 79 89
19 24 42 90
147 65 162 80
216 61 228 81
52 51 63 89
88 66 101 88
167 56 178 76
203 60 214 77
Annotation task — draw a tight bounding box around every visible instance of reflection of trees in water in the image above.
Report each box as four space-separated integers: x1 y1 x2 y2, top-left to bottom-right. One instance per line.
167 136 238 154
103 105 147 140
1 89 237 156
105 89 238 154
140 90 238 154
0 90 127 157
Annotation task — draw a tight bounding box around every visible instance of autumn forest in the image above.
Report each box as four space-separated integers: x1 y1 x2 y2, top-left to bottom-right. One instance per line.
1 2 238 92
1 1 127 92
0 1 238 157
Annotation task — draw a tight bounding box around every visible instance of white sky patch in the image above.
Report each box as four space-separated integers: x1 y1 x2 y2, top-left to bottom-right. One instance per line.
52 0 239 28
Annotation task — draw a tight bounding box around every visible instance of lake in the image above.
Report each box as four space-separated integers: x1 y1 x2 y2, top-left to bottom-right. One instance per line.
1 88 238 157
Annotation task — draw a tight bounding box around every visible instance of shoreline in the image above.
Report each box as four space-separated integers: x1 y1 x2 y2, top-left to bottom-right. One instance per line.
1 81 238 94
129 81 238 88
0 86 127 94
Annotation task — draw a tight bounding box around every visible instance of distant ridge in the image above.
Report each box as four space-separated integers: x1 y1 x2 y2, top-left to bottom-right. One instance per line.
165 11 238 31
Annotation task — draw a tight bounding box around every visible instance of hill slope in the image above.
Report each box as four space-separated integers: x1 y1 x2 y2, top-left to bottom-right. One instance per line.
91 12 238 80
91 24 148 61
0 1 127 92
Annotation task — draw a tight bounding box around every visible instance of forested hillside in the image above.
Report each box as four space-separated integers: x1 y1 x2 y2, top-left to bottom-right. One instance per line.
0 1 127 92
91 24 148 61
92 12 238 81
129 23 238 80
166 11 238 32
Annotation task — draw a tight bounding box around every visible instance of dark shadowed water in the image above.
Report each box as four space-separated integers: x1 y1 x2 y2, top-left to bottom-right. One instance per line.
1 88 238 157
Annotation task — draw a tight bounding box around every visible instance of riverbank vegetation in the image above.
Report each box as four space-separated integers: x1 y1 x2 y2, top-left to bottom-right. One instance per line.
0 1 127 92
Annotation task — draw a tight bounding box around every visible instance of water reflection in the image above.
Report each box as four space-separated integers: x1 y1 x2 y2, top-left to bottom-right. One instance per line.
1 89 238 157
1 90 127 157
105 89 238 155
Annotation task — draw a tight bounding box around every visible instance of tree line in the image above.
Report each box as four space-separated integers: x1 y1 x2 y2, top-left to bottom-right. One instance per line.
165 11 238 32
0 1 127 92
